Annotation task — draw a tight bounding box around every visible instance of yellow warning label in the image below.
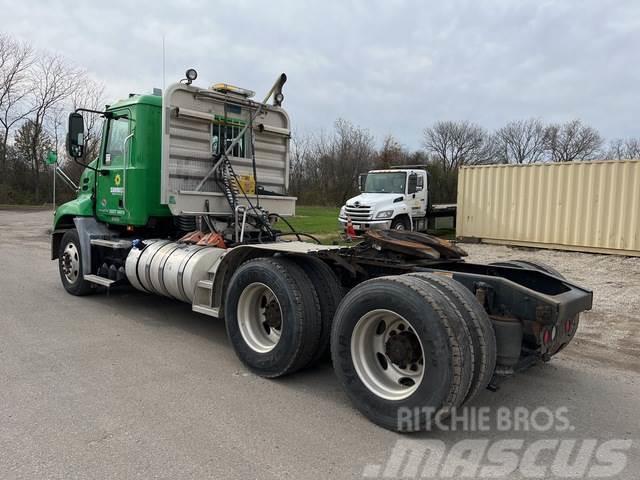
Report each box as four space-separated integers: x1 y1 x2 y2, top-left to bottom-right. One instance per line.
233 175 255 195
114 174 121 186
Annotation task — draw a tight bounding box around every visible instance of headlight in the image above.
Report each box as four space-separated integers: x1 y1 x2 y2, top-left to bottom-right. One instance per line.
376 210 394 219
339 206 346 218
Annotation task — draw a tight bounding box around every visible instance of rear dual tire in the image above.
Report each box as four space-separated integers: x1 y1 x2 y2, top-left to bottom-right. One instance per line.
294 256 344 364
409 273 496 405
331 274 492 432
224 257 323 378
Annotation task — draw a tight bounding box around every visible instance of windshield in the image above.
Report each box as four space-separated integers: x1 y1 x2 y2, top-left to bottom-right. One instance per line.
364 172 406 194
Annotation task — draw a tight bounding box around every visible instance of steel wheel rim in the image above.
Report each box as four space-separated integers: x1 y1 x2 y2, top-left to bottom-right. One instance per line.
62 242 80 284
237 282 283 353
394 223 406 231
351 309 425 401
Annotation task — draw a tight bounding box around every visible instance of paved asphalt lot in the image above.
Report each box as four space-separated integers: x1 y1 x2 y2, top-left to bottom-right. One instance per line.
1 209 638 479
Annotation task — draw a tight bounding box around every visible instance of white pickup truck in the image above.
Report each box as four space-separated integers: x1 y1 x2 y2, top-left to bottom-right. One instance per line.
338 166 456 233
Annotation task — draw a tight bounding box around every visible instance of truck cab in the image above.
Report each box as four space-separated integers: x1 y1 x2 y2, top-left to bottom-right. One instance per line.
53 94 172 235
339 167 430 232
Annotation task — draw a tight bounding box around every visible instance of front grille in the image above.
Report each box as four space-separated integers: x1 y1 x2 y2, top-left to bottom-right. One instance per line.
345 205 371 221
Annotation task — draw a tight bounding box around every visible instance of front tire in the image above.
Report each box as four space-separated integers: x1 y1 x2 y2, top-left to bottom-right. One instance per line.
390 216 410 231
58 229 93 296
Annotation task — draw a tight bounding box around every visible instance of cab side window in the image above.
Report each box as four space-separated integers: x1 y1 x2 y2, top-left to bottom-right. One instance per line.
104 117 129 165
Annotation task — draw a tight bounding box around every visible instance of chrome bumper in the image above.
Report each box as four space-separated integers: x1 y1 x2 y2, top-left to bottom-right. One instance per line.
338 217 392 231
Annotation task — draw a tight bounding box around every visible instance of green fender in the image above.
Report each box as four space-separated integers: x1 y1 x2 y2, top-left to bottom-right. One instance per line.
53 196 94 228
51 161 96 259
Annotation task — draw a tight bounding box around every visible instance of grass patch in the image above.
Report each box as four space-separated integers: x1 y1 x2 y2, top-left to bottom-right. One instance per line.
282 205 456 244
284 206 341 235
279 206 342 244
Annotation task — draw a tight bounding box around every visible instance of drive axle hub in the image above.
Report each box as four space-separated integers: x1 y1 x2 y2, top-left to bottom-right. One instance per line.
385 331 422 368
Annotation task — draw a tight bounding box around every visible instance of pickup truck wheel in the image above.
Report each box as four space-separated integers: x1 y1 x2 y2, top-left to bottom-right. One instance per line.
390 216 409 231
58 229 94 296
225 257 322 378
330 275 473 432
408 273 496 403
294 256 344 365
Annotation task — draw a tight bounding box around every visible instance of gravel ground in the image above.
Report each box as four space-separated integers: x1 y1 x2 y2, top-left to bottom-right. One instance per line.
462 242 640 371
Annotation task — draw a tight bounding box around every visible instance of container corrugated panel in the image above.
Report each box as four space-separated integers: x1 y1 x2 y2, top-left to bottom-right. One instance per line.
456 160 640 256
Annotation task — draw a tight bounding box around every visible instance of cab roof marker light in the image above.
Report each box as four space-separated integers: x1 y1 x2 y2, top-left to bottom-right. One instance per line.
211 83 256 98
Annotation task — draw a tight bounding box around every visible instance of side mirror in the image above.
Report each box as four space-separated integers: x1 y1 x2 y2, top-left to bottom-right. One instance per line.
358 173 367 192
67 112 85 158
407 173 418 194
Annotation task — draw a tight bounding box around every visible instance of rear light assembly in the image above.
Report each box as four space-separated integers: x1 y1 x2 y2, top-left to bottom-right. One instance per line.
564 318 573 333
542 326 557 346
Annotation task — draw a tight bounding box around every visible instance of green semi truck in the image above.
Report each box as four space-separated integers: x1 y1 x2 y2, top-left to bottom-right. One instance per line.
52 69 592 432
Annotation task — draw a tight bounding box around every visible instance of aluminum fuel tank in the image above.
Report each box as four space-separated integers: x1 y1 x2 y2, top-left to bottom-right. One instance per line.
125 240 224 303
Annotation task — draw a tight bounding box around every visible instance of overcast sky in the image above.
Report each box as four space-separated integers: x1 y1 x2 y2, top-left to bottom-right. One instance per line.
1 0 638 148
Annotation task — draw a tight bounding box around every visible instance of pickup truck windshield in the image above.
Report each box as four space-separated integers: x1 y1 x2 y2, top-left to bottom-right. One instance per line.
364 172 406 194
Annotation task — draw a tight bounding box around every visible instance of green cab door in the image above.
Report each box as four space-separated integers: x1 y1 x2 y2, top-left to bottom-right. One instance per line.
96 113 131 224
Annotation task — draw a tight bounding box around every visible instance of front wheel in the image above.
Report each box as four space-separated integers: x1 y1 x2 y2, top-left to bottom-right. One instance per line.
390 216 410 231
58 229 94 296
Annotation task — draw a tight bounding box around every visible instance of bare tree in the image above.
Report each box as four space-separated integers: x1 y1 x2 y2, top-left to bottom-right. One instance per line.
289 119 376 205
60 78 106 180
495 118 546 164
606 137 640 160
27 52 83 200
324 119 376 204
288 131 310 198
376 134 407 168
543 119 603 162
422 120 495 173
0 34 34 172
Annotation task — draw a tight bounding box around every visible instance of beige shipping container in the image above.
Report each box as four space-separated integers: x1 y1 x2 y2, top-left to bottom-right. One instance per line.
456 160 640 256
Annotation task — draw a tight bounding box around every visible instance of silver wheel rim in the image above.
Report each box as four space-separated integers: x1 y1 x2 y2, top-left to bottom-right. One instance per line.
351 309 425 401
237 282 283 353
394 223 406 231
61 242 80 284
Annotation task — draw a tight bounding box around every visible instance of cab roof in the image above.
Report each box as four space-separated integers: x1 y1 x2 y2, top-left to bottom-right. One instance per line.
108 94 162 111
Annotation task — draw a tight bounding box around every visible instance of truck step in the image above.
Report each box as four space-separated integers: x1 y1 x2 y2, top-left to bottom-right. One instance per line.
84 274 116 287
196 280 213 289
90 238 132 249
192 305 219 318
192 280 216 317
